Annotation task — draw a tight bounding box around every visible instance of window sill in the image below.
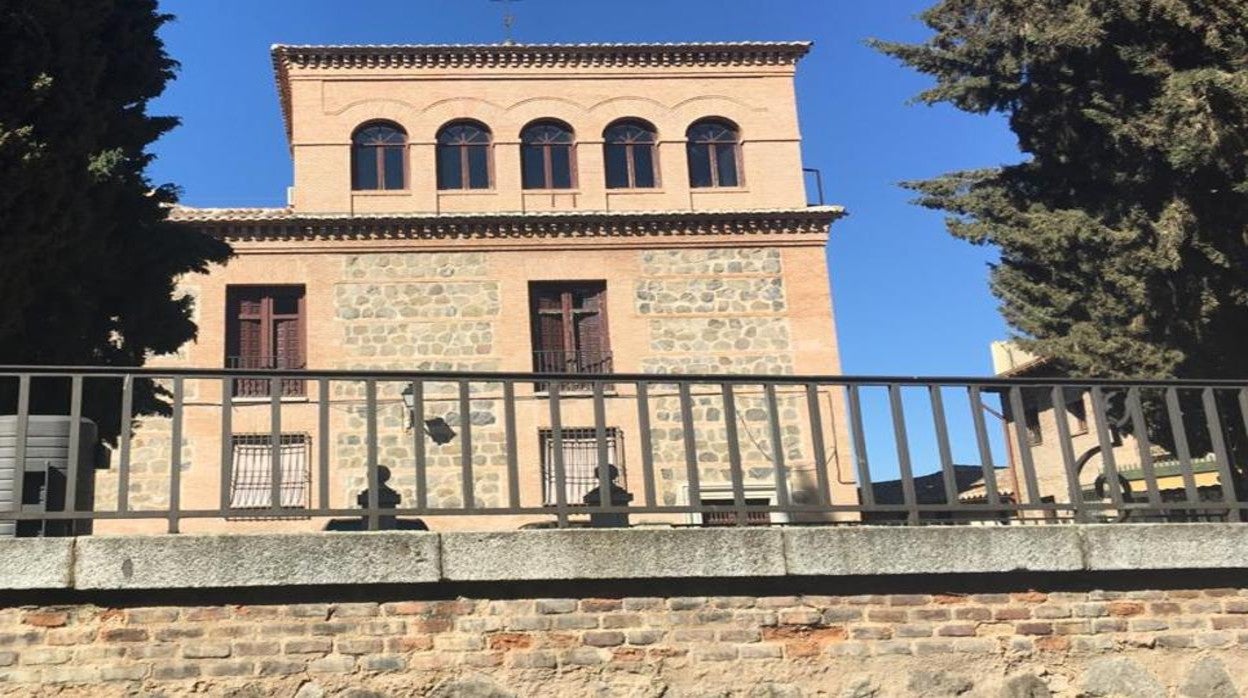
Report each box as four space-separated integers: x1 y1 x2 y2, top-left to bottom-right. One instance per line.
523 189 581 194
437 189 498 195
606 188 666 195
690 186 750 193
351 190 412 196
534 389 619 400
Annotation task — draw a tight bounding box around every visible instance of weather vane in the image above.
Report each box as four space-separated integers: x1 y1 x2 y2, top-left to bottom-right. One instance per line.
490 0 522 45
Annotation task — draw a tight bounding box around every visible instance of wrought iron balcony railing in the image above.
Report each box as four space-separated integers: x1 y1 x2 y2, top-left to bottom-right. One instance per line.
225 356 306 398
0 366 1244 535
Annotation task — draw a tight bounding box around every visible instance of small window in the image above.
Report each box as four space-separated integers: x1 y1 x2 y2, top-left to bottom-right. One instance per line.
228 434 311 513
603 120 657 189
1066 396 1089 435
1024 405 1043 446
540 427 624 506
521 120 575 189
352 122 407 190
437 121 492 190
225 286 306 397
529 281 612 384
686 118 740 188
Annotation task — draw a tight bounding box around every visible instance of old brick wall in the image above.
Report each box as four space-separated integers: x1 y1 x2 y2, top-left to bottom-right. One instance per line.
3 587 1246 696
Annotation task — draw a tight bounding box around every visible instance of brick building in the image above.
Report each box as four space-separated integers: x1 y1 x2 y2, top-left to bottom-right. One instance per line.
96 42 851 533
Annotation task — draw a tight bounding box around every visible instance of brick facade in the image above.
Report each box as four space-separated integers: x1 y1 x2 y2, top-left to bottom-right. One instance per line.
3 588 1246 695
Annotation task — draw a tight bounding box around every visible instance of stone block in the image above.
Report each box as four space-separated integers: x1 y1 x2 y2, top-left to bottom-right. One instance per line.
0 539 73 589
1082 523 1248 571
441 528 785 581
74 532 439 589
784 526 1083 576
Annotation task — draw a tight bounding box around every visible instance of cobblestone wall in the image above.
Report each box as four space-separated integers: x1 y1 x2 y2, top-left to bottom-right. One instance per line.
636 249 804 508
2 589 1246 696
94 417 192 512
332 254 502 509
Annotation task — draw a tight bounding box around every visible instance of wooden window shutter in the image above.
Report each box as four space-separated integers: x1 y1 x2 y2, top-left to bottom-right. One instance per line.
574 286 609 371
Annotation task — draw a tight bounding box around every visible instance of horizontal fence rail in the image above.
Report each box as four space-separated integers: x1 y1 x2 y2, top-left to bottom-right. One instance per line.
0 366 1245 535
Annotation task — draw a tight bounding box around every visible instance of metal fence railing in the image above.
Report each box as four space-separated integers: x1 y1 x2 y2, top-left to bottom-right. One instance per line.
0 366 1244 534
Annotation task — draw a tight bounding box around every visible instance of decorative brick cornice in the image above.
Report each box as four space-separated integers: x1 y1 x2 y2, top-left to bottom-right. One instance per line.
168 206 843 243
270 42 812 142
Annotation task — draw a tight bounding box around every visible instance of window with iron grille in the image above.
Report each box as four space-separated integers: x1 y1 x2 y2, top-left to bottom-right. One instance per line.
225 285 306 397
228 433 311 514
539 428 624 506
700 498 773 527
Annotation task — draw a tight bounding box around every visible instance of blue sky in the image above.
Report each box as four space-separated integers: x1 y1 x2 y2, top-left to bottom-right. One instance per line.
148 1 1023 473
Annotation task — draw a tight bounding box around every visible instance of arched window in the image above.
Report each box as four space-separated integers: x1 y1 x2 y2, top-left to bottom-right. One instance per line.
686 119 740 188
521 121 575 189
603 120 658 189
436 121 492 190
352 122 407 190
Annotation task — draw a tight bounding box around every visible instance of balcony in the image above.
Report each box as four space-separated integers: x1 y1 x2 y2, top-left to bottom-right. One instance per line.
225 356 306 398
532 349 613 392
0 366 1244 535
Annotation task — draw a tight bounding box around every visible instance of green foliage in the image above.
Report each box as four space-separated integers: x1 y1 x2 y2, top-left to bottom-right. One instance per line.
0 1 231 437
872 1 1248 382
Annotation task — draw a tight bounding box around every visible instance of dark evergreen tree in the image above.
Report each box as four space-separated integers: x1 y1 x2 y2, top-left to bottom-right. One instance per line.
874 1 1248 494
0 1 231 439
873 1 1248 381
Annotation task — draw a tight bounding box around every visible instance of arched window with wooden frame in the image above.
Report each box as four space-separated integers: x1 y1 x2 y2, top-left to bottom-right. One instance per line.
351 122 407 191
603 119 658 189
521 120 576 190
686 118 741 188
436 121 492 190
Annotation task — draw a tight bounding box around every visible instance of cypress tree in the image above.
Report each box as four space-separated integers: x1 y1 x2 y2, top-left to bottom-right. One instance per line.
0 1 231 438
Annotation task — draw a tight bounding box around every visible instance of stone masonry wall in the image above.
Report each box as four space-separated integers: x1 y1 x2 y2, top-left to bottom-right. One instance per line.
636 249 811 508
2 588 1247 696
332 253 504 509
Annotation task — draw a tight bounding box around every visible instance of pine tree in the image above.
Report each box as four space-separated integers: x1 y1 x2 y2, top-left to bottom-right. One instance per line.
872 1 1248 382
0 1 231 438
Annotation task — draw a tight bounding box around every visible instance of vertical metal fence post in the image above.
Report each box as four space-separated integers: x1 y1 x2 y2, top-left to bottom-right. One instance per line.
679 382 701 515
805 384 832 507
365 380 379 531
11 375 30 520
1089 387 1125 514
636 381 658 508
929 385 958 509
504 381 520 510
270 377 283 514
168 377 184 534
1164 387 1201 504
1050 386 1086 522
411 380 427 511
548 382 569 527
721 384 748 526
459 380 474 510
317 378 330 511
65 375 83 515
219 377 233 513
968 386 1002 509
847 385 873 509
887 384 919 524
764 383 791 509
593 381 612 514
1126 387 1162 508
1008 386 1044 511
1202 388 1242 523
118 374 134 513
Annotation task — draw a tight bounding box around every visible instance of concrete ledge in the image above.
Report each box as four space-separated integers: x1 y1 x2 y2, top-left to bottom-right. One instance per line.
5 524 1248 590
73 532 440 590
440 528 787 581
784 526 1084 576
0 538 73 589
1081 523 1248 571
